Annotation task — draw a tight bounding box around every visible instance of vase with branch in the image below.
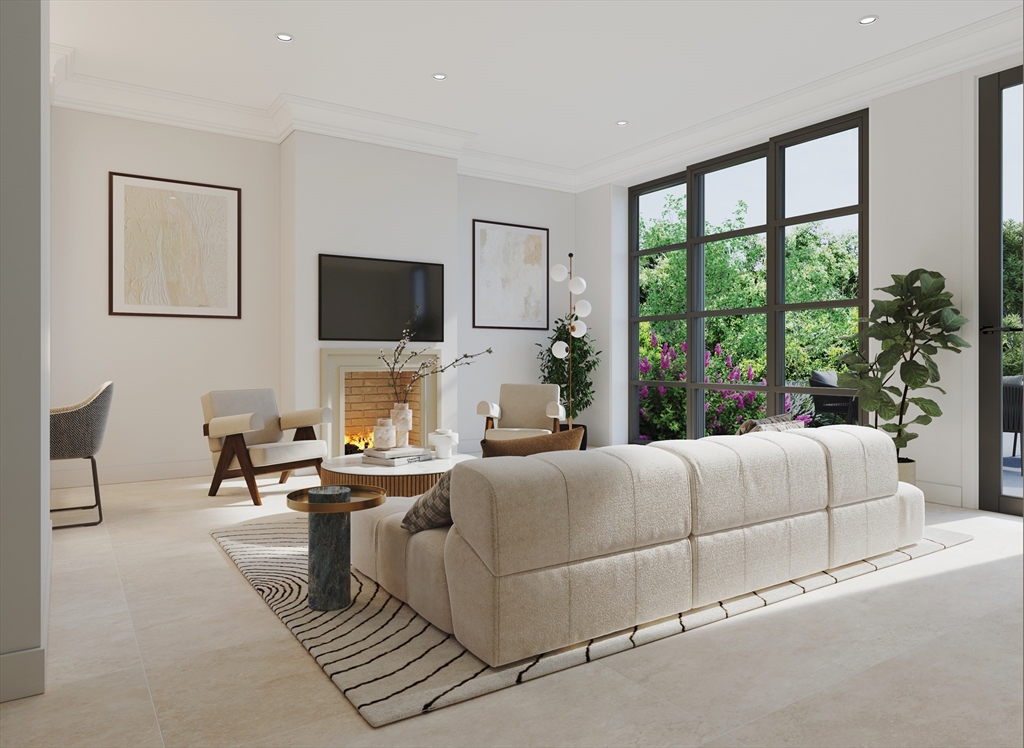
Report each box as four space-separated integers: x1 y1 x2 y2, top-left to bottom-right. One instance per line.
377 318 491 448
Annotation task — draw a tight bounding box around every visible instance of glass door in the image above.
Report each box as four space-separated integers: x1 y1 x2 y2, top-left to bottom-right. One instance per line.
979 65 1023 516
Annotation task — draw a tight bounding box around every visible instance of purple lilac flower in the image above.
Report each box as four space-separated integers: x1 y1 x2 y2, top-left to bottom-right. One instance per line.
639 385 649 399
704 350 711 366
661 355 671 371
784 393 792 411
662 342 670 356
747 365 754 381
759 405 766 412
639 357 651 375
796 414 812 425
668 347 677 361
729 366 740 382
640 408 647 418
680 341 687 353
704 403 710 411
638 434 651 440
737 415 745 424
658 386 667 396
714 343 723 356
717 404 724 414
746 391 757 405
651 332 658 348
726 355 733 368
679 372 686 381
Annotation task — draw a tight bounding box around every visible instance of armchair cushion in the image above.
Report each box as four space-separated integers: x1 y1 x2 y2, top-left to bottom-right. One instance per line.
208 412 264 439
496 383 560 430
216 440 327 470
280 407 332 431
484 428 552 441
481 427 584 457
202 389 283 452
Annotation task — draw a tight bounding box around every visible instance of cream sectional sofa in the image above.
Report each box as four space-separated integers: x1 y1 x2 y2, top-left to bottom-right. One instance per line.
351 425 924 668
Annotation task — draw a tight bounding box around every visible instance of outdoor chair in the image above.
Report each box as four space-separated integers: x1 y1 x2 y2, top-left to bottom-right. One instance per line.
810 370 858 425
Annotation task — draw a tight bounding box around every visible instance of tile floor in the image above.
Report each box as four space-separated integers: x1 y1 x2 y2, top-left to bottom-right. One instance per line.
0 475 1021 747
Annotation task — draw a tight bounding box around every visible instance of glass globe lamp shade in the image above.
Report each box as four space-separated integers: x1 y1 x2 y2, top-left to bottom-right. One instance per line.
550 264 569 282
570 320 587 338
574 299 592 318
568 276 587 295
551 340 569 359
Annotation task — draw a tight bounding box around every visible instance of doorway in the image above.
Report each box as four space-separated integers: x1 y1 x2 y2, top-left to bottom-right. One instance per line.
979 65 1023 516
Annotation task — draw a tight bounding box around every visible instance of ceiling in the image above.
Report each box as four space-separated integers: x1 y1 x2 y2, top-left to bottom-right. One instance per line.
50 1 1023 190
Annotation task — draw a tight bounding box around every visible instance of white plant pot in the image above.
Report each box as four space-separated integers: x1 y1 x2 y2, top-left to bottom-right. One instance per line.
897 459 917 486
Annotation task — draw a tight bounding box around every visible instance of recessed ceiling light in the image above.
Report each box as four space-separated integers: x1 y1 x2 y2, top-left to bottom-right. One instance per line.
432 74 447 81
276 33 293 42
858 16 878 25
616 120 628 126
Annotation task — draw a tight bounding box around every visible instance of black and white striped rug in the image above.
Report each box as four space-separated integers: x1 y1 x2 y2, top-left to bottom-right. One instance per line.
212 517 970 727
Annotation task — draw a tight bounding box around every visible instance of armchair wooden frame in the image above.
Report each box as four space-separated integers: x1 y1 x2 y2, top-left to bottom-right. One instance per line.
204 423 323 506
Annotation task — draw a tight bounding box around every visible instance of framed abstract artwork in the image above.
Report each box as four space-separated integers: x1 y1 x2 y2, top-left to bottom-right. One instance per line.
472 219 549 330
109 172 241 318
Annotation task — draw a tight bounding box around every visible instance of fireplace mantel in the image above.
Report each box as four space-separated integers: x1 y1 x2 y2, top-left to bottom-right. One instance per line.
319 348 440 458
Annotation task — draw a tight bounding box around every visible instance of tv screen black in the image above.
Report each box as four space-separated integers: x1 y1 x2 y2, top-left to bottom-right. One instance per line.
319 254 444 342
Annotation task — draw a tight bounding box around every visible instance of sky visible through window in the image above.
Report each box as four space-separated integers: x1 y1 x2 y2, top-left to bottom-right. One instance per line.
1004 84 1023 223
638 129 859 235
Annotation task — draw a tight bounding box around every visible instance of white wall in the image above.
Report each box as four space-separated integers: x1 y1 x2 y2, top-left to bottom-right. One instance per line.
1 0 49 702
456 176 576 447
282 131 459 428
49 108 281 486
574 184 629 448
870 53 1023 509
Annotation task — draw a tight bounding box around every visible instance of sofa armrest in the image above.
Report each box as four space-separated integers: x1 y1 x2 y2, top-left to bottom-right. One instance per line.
477 401 501 419
207 412 264 439
280 407 332 430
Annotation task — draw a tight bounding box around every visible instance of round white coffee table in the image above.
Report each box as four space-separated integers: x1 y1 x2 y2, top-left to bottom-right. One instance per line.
320 453 476 496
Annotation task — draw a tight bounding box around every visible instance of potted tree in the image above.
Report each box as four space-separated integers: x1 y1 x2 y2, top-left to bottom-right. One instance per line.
837 269 970 484
536 313 600 449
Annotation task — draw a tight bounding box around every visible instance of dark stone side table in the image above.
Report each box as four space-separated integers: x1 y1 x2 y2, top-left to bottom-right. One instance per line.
287 484 386 610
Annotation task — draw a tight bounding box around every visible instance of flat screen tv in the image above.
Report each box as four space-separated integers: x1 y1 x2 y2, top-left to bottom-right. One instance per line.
319 254 444 342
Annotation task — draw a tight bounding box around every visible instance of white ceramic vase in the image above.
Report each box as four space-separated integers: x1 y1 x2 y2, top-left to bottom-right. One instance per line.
373 418 396 450
391 403 413 449
429 429 459 459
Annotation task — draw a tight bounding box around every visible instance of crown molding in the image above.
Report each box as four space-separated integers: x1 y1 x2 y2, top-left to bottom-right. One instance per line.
272 94 474 159
49 8 1023 194
573 7 1024 191
458 149 577 193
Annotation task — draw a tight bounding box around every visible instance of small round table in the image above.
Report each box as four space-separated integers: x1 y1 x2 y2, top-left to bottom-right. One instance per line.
321 453 476 496
287 485 385 610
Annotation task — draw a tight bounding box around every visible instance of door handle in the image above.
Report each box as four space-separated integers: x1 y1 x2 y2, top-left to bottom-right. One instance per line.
980 326 1024 334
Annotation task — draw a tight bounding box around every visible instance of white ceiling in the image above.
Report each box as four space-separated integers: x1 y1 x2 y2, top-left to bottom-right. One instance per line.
50 0 1023 190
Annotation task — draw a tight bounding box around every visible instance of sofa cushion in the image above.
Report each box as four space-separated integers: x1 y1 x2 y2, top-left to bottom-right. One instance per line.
480 427 583 457
401 470 453 533
788 424 898 506
449 446 691 577
651 432 828 535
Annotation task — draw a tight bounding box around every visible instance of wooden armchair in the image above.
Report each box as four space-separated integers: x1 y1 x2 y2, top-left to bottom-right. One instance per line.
201 389 331 506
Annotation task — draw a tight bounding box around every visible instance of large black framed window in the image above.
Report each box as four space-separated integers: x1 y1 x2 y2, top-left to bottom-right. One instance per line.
629 111 869 441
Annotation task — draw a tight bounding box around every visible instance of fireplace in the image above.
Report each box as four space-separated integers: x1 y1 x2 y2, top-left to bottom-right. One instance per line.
319 348 440 458
343 371 422 452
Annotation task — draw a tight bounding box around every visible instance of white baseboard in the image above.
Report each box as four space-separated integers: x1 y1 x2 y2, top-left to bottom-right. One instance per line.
50 459 212 489
917 480 962 507
0 647 45 702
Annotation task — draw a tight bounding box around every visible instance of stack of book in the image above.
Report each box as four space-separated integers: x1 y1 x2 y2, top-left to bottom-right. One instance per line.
361 446 433 467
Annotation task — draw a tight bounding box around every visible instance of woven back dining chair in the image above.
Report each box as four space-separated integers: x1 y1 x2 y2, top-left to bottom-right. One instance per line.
50 382 113 528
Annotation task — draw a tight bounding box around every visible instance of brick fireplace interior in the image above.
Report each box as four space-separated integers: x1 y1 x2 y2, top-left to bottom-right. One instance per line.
343 371 422 451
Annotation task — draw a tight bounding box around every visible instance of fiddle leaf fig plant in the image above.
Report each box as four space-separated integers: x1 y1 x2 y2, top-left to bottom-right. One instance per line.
837 269 970 457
